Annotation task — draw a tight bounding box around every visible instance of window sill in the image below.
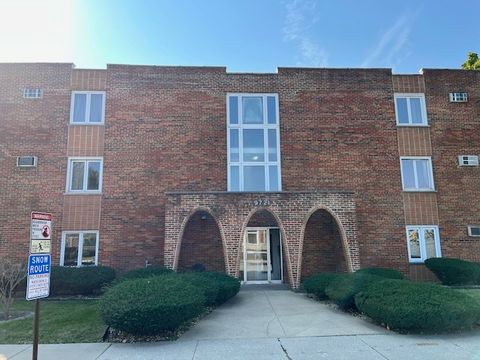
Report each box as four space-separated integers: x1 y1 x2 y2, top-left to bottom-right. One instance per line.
69 122 104 126
402 190 436 193
396 124 430 128
64 192 103 196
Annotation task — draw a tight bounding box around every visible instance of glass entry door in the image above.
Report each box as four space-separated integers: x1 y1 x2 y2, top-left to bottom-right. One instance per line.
240 228 282 283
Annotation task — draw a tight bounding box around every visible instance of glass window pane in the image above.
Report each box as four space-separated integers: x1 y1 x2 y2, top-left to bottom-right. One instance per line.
396 97 409 124
243 129 264 162
71 162 85 190
244 166 265 191
73 94 87 123
408 229 421 259
89 94 103 123
269 165 279 191
82 233 97 266
401 159 415 189
267 96 277 124
415 160 431 189
268 129 277 161
230 166 240 191
410 98 423 124
242 96 263 124
230 129 239 162
87 161 101 190
64 234 79 266
229 96 238 125
424 229 437 259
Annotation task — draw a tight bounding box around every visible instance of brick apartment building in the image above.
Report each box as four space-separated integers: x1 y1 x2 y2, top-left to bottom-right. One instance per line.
0 63 479 288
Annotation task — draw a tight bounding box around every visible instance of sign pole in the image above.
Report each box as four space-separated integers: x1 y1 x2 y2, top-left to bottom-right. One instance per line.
32 299 40 360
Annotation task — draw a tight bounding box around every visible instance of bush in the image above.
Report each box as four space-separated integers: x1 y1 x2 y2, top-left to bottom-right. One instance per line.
99 275 205 335
50 266 116 296
302 273 342 299
197 272 240 305
355 279 480 332
355 268 404 280
118 266 174 282
179 272 220 306
325 273 385 310
425 258 480 286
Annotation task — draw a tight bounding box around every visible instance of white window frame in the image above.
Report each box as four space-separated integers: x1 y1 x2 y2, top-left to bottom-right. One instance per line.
400 156 435 192
23 88 42 99
394 93 428 126
226 93 282 192
60 231 99 267
458 155 479 167
69 91 106 125
467 226 480 237
406 225 441 263
66 157 103 193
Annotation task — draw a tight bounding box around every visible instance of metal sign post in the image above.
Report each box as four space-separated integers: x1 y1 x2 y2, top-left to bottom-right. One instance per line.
27 212 52 360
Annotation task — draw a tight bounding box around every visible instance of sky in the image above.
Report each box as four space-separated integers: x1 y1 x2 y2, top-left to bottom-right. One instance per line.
0 0 479 73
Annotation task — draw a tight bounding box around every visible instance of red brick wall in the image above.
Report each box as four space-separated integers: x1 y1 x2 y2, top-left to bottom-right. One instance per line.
178 211 225 271
247 210 278 227
301 209 346 280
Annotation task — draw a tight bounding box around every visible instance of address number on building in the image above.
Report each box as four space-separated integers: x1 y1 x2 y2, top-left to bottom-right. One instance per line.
253 199 271 206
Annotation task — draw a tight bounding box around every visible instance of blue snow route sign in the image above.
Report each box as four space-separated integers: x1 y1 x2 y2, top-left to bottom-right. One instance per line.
26 254 51 300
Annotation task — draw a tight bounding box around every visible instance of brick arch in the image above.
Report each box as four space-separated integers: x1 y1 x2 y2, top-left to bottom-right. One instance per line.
236 207 294 285
298 205 355 282
173 207 228 272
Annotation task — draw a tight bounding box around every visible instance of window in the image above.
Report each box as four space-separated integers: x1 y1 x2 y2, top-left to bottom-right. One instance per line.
66 158 103 193
468 226 480 237
400 157 435 191
406 226 441 263
70 91 105 124
23 88 42 98
394 93 428 126
16 156 37 167
227 94 281 191
449 92 468 103
60 231 99 266
458 155 479 166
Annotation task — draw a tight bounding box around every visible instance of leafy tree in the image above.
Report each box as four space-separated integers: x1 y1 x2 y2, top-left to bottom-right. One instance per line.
461 52 480 70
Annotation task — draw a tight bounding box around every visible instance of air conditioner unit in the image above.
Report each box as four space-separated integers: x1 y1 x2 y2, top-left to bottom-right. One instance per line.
16 156 38 167
449 92 468 102
458 155 479 166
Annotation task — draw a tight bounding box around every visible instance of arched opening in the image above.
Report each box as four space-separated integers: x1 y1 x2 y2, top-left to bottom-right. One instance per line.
301 209 348 281
178 210 226 272
239 209 288 284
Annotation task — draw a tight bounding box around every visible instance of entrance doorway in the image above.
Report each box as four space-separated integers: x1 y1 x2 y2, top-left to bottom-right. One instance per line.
240 227 282 284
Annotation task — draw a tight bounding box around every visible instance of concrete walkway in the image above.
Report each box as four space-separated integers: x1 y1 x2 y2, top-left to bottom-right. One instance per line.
2 288 480 359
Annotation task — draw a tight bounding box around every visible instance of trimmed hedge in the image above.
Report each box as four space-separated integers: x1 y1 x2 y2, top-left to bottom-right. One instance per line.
425 258 480 286
50 266 116 296
118 266 174 282
197 272 240 305
302 273 342 299
99 275 205 335
355 268 404 280
355 279 480 332
179 272 220 307
325 273 386 310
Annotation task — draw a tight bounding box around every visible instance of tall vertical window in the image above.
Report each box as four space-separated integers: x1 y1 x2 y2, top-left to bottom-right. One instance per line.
70 91 105 124
227 94 281 191
406 226 441 263
60 231 99 266
66 158 103 193
394 93 428 126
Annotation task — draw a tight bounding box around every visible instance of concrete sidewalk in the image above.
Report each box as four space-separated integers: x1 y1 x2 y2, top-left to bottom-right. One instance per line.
2 289 480 359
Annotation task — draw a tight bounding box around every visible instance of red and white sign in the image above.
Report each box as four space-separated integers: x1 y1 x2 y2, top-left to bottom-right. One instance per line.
31 212 52 240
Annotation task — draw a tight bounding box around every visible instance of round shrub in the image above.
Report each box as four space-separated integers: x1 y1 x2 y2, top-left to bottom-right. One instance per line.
198 272 240 305
325 273 385 310
355 268 404 280
355 279 480 333
50 266 116 296
118 266 174 282
302 273 342 299
99 275 205 335
179 272 220 307
425 258 480 286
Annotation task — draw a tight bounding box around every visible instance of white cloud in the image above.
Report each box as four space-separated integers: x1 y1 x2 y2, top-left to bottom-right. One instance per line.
283 0 327 67
361 12 418 68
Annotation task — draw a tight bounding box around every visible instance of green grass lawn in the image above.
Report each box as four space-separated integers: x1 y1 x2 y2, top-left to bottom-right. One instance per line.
0 299 105 344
